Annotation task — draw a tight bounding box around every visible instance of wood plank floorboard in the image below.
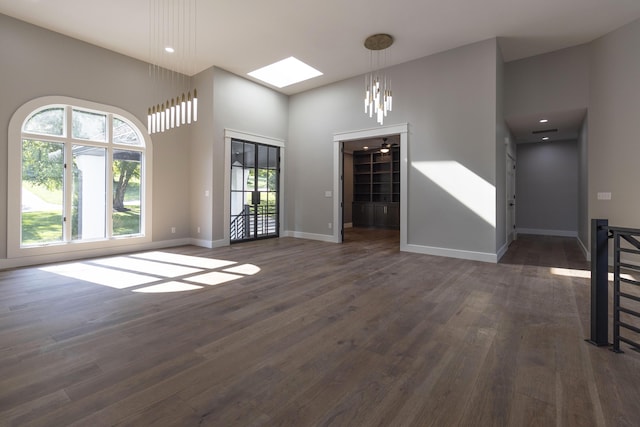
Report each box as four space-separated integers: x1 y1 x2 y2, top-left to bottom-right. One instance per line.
0 229 639 426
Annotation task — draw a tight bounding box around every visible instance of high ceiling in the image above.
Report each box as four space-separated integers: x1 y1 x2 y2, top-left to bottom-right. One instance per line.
2 0 640 95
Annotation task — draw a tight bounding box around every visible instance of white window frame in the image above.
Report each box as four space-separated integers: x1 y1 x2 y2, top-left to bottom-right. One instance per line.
7 96 153 260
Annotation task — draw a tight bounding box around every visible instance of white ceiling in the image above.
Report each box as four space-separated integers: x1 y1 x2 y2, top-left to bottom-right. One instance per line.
2 0 640 95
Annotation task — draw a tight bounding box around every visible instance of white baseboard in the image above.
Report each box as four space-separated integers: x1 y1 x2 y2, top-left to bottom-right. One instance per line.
189 238 228 249
496 241 509 262
0 237 193 270
404 243 498 263
577 236 590 261
517 228 578 238
283 230 338 243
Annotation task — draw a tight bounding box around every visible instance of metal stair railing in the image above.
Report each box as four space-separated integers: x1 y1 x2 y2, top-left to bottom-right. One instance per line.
588 219 640 353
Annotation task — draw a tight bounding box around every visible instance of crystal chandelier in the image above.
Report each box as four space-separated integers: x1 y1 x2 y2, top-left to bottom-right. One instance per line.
364 34 393 125
147 0 198 134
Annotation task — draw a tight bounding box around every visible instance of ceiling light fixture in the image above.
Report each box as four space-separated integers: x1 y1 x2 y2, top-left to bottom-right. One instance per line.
147 0 198 135
380 138 390 153
542 136 550 141
539 119 549 123
364 34 394 125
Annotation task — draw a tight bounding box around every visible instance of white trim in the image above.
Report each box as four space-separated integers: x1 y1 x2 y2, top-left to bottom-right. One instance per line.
0 237 188 270
283 230 337 243
7 96 153 260
405 243 498 263
188 238 227 249
333 123 408 249
578 236 589 260
225 129 285 147
496 240 509 262
224 129 285 246
333 123 409 142
517 228 578 237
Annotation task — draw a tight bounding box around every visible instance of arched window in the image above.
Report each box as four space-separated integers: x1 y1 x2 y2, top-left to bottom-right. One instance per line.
8 97 152 259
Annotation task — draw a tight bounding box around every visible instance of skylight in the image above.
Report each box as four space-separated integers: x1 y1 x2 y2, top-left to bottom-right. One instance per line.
248 57 323 88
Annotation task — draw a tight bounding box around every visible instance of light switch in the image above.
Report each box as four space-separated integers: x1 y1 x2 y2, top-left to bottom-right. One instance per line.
597 192 611 200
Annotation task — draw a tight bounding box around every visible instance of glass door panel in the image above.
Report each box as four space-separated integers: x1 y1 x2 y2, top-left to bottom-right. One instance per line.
230 139 279 242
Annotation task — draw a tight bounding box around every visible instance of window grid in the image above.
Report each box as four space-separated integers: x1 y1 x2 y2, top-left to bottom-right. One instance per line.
20 104 146 247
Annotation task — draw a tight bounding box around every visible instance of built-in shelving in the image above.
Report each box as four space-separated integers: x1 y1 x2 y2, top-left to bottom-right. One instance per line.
352 147 399 229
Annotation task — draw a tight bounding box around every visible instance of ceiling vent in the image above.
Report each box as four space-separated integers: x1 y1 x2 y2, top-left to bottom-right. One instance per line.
532 128 558 134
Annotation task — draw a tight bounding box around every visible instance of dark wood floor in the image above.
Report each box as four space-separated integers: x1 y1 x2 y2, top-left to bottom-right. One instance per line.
1 230 639 426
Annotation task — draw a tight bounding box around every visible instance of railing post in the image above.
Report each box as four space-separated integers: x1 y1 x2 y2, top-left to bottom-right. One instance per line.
611 231 622 353
588 218 609 346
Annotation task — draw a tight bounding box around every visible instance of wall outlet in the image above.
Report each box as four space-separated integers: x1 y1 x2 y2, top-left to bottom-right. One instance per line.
197 226 201 233
597 192 612 200
205 190 210 197
171 227 176 233
328 222 332 229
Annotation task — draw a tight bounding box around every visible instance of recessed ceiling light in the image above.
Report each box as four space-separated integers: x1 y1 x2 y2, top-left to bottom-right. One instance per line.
542 137 550 141
539 119 549 123
248 56 323 88
164 46 175 53
363 146 369 150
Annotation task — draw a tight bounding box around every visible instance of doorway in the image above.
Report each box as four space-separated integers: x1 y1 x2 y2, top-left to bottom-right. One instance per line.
332 123 408 248
230 139 280 242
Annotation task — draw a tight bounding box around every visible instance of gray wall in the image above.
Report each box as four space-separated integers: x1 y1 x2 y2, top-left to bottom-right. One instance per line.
0 14 192 261
495 43 508 252
578 116 589 249
190 67 215 242
211 68 289 241
504 41 590 245
289 39 502 255
516 140 578 234
589 18 640 233
504 44 590 118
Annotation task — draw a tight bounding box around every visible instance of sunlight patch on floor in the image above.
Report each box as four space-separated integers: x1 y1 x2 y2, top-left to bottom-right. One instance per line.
133 282 203 293
131 251 237 269
40 263 157 289
224 264 261 275
186 271 243 286
550 267 636 282
39 251 262 294
93 256 203 277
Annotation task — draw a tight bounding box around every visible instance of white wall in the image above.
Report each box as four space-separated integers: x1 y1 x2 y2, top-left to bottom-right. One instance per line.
516 140 579 235
289 39 502 259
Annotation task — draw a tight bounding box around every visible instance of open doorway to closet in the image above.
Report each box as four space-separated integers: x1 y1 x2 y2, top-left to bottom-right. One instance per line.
342 135 400 244
333 123 408 247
